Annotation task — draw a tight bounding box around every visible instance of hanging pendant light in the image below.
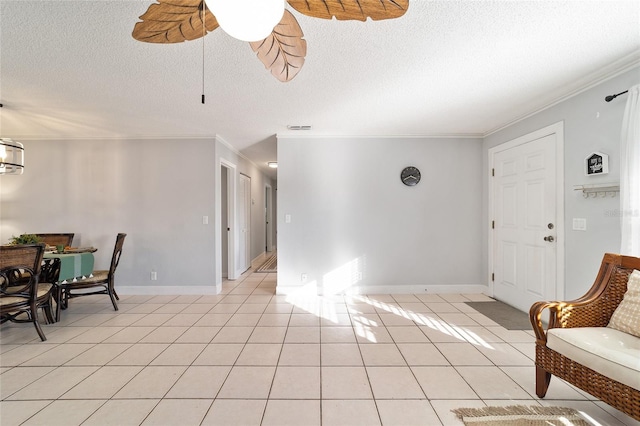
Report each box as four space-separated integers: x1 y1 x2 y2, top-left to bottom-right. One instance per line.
206 0 285 42
0 138 24 175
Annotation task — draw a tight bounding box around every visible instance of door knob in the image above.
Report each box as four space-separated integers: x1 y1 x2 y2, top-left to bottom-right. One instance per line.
544 236 555 242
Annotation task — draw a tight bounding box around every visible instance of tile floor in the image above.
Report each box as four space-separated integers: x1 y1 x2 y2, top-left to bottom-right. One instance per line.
1 269 639 426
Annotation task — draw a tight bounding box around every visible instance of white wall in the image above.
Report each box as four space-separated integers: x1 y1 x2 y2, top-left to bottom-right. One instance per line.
277 136 484 295
483 66 640 299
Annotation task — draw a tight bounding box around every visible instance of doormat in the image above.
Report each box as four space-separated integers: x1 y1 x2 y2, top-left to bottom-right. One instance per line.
452 405 590 426
256 254 277 273
464 299 531 330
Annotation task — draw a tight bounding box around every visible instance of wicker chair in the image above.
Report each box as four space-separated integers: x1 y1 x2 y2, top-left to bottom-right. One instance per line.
58 233 126 313
530 253 640 420
0 244 55 341
33 233 75 247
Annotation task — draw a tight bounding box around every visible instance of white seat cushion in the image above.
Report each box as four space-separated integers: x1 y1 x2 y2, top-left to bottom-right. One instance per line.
547 327 640 390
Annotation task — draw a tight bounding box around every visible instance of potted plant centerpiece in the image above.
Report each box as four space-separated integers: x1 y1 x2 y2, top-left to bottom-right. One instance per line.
8 234 43 245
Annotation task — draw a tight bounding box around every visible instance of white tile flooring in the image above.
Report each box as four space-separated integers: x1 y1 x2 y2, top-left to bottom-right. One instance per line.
1 269 639 426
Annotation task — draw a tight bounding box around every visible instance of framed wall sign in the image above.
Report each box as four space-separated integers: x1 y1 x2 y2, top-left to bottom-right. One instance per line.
585 151 609 176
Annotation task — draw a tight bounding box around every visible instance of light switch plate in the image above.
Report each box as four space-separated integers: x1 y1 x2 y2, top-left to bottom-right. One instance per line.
572 218 587 231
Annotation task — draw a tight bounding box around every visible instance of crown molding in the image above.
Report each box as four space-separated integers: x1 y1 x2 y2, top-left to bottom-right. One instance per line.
215 134 269 175
276 133 484 140
2 135 217 141
484 51 640 138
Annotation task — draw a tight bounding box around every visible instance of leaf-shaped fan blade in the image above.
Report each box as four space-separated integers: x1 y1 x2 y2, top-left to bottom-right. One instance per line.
250 10 307 83
132 0 218 43
287 0 409 21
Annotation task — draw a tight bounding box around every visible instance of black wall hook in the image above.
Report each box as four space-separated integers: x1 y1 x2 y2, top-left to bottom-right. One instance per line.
605 90 628 102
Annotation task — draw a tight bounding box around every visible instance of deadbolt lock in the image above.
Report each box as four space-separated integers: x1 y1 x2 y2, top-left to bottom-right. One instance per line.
548 223 554 229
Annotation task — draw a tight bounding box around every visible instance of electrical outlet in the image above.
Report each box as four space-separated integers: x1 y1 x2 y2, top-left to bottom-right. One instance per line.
572 218 587 231
151 271 157 281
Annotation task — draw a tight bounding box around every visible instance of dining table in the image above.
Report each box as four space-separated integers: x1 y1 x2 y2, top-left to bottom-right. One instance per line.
42 251 96 283
42 248 97 322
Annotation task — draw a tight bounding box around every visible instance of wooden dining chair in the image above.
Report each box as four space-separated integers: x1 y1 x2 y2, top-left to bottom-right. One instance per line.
59 233 126 312
33 233 75 247
0 244 55 341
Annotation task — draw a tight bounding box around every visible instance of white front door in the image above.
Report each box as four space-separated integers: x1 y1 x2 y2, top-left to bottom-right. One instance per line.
491 127 562 312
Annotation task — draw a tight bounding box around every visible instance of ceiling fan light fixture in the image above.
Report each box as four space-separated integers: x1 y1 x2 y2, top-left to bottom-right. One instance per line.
207 0 285 42
0 138 25 175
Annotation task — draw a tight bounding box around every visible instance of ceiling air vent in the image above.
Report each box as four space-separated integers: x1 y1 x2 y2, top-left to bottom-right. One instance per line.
287 125 312 130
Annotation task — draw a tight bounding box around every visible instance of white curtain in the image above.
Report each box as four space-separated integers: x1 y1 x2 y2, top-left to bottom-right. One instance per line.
620 84 640 256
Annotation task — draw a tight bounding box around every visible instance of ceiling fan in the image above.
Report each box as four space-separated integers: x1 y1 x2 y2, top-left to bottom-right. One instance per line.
132 0 409 82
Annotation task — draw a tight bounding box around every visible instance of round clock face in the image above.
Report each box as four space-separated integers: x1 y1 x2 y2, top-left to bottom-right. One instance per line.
401 166 421 186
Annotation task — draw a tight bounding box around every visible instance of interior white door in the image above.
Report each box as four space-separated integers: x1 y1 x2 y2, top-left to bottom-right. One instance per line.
265 184 273 252
221 166 229 278
237 174 251 274
492 133 557 312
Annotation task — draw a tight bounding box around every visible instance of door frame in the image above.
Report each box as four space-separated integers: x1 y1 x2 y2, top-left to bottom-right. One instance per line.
265 183 273 252
488 121 565 301
220 159 237 281
237 173 251 276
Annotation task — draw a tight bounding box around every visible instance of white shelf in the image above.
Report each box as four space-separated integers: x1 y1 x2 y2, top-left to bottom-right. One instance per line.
573 183 620 198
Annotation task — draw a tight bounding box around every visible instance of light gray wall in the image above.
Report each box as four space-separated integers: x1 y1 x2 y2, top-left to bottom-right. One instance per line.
0 138 217 290
483 66 640 299
1 137 274 292
277 136 483 294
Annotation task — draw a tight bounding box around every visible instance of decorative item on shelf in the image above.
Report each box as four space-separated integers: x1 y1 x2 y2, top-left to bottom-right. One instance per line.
0 138 24 175
573 183 620 198
585 151 609 176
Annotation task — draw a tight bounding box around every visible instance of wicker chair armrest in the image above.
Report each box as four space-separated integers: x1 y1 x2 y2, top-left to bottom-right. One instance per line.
530 254 637 343
529 293 612 343
0 266 37 294
529 300 561 343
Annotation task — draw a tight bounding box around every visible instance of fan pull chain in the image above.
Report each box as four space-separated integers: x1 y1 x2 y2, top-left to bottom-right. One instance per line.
201 0 206 104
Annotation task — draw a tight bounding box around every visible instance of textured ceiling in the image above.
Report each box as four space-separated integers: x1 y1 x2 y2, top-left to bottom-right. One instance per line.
1 1 639 179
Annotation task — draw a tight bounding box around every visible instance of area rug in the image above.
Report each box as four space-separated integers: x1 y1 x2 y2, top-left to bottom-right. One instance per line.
464 299 531 330
255 254 277 273
452 405 590 426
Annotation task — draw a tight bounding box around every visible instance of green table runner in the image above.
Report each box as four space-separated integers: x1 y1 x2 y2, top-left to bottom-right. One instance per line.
43 253 95 283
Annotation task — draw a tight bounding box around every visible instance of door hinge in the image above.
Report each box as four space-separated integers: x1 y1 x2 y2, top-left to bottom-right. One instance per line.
492 168 495 177
491 273 495 282
491 220 495 229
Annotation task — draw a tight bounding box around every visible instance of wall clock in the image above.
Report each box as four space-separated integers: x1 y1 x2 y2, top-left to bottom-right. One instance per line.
401 166 421 186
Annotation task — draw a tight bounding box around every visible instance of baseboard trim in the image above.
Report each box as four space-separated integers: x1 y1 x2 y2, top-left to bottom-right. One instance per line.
276 284 489 296
117 284 222 295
